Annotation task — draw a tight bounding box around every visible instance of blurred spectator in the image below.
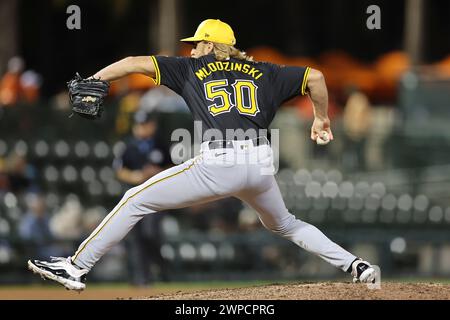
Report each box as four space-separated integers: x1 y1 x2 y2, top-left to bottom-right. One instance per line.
292 91 340 121
0 56 42 107
6 152 36 194
19 193 64 259
115 92 142 135
115 86 189 136
342 86 373 171
20 70 42 104
238 206 261 231
0 56 24 107
139 86 189 114
0 157 10 195
185 198 242 234
81 206 107 238
113 110 172 286
49 195 83 241
50 88 71 112
114 111 171 185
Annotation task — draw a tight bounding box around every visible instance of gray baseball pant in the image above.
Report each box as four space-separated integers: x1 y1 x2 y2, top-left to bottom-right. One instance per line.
71 141 356 272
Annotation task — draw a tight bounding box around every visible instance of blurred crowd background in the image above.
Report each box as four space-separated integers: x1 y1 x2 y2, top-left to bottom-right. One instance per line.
1 0 450 286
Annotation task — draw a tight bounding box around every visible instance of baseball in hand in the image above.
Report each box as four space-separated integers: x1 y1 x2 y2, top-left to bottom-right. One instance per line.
316 131 330 145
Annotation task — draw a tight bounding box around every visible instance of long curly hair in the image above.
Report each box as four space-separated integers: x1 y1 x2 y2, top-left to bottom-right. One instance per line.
213 43 254 62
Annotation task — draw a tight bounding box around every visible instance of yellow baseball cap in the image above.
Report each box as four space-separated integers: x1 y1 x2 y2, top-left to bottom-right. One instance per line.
180 19 236 46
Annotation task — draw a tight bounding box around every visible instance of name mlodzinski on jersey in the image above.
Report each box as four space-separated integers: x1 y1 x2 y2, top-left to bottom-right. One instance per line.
195 61 263 81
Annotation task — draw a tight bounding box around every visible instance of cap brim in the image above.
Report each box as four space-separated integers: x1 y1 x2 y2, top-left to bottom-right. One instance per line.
180 36 203 44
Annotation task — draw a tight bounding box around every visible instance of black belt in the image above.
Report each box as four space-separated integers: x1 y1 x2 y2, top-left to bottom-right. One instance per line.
208 137 269 150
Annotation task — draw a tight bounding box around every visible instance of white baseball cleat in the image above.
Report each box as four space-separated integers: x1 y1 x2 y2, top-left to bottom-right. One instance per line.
28 257 88 292
350 259 377 283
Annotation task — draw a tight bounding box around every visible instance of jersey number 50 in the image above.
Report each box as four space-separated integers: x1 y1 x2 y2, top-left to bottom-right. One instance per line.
204 79 260 117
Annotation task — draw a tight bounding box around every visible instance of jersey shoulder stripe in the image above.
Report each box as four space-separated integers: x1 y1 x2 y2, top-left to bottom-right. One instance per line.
150 55 161 85
301 66 311 95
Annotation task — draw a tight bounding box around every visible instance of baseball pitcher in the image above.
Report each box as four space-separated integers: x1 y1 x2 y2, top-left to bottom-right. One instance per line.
28 19 377 291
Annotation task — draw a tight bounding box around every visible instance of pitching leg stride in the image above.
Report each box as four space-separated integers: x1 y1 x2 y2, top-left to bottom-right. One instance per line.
27 257 88 292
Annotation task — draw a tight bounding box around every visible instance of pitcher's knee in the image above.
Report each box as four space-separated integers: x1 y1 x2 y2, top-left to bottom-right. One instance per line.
121 187 154 216
123 185 141 199
262 213 299 236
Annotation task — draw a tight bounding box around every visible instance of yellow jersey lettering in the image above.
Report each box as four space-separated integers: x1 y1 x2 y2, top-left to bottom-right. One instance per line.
194 63 263 81
223 61 231 71
215 61 224 71
247 67 258 78
202 67 212 76
208 63 217 72
195 69 207 80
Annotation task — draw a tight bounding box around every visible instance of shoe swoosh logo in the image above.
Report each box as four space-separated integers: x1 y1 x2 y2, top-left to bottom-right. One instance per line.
214 152 227 157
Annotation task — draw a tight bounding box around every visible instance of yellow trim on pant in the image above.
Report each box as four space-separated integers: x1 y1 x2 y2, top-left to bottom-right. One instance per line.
150 55 161 85
301 67 311 95
72 158 199 262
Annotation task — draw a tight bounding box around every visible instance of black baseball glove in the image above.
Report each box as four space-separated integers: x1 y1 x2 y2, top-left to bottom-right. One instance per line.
67 73 110 120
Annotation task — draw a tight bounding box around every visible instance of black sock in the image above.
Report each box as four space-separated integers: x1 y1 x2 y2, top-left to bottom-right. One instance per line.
346 258 359 273
70 258 83 270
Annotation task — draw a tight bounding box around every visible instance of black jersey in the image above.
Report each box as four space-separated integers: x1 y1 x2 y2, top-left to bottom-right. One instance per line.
150 54 310 140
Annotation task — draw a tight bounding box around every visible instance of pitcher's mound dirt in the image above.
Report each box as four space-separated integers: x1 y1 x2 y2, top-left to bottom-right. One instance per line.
146 282 450 300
